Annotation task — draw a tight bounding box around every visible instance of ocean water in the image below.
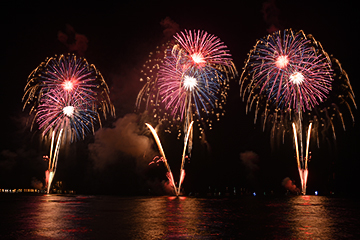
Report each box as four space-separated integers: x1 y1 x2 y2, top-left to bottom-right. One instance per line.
0 194 359 239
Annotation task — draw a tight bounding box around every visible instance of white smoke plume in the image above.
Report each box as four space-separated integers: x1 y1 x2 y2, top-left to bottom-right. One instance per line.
89 113 156 171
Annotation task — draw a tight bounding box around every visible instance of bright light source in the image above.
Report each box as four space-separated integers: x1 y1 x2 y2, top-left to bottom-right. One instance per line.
63 106 74 117
62 80 74 91
275 55 289 68
191 52 205 65
289 72 305 85
183 75 197 91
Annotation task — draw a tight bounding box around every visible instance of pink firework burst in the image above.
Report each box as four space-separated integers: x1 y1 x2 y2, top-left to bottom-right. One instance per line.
36 88 96 142
174 29 236 73
157 49 221 121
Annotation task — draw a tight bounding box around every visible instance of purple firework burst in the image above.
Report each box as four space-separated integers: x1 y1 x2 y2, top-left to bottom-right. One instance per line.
23 53 114 119
241 29 333 112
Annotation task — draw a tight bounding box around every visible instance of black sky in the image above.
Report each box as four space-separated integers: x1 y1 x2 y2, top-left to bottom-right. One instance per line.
1 0 359 195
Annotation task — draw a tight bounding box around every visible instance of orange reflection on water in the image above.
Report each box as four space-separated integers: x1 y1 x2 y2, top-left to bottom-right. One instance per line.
30 195 92 239
134 196 202 238
288 195 332 239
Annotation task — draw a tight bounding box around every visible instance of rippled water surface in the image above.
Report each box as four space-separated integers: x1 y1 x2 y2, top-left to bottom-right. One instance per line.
0 194 359 239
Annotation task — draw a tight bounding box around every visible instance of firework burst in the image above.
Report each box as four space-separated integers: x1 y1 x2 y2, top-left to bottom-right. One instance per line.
174 30 236 77
158 48 223 122
137 30 237 195
240 29 356 194
137 30 236 136
240 29 356 145
23 53 115 121
36 88 97 142
240 29 333 112
23 53 114 193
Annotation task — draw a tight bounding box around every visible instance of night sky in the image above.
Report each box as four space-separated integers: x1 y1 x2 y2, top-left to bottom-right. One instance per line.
1 1 359 196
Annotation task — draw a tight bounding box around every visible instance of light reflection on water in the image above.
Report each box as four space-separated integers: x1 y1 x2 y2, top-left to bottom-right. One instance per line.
0 195 359 239
131 196 203 239
288 195 333 239
287 195 359 239
0 194 93 239
34 195 93 238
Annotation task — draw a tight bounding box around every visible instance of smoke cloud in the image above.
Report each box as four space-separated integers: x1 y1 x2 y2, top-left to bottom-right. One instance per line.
240 151 259 171
261 0 283 33
58 24 88 56
31 177 44 190
88 113 156 171
240 151 259 180
282 177 300 193
0 150 17 171
160 17 180 39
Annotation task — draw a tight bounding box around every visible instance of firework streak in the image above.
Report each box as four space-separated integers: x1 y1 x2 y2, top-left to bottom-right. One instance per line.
145 123 177 194
146 122 193 196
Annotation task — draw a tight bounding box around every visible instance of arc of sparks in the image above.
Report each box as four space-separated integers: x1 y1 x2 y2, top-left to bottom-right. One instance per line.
177 121 194 196
46 129 63 194
292 123 301 169
145 123 177 195
305 123 312 170
292 122 312 195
